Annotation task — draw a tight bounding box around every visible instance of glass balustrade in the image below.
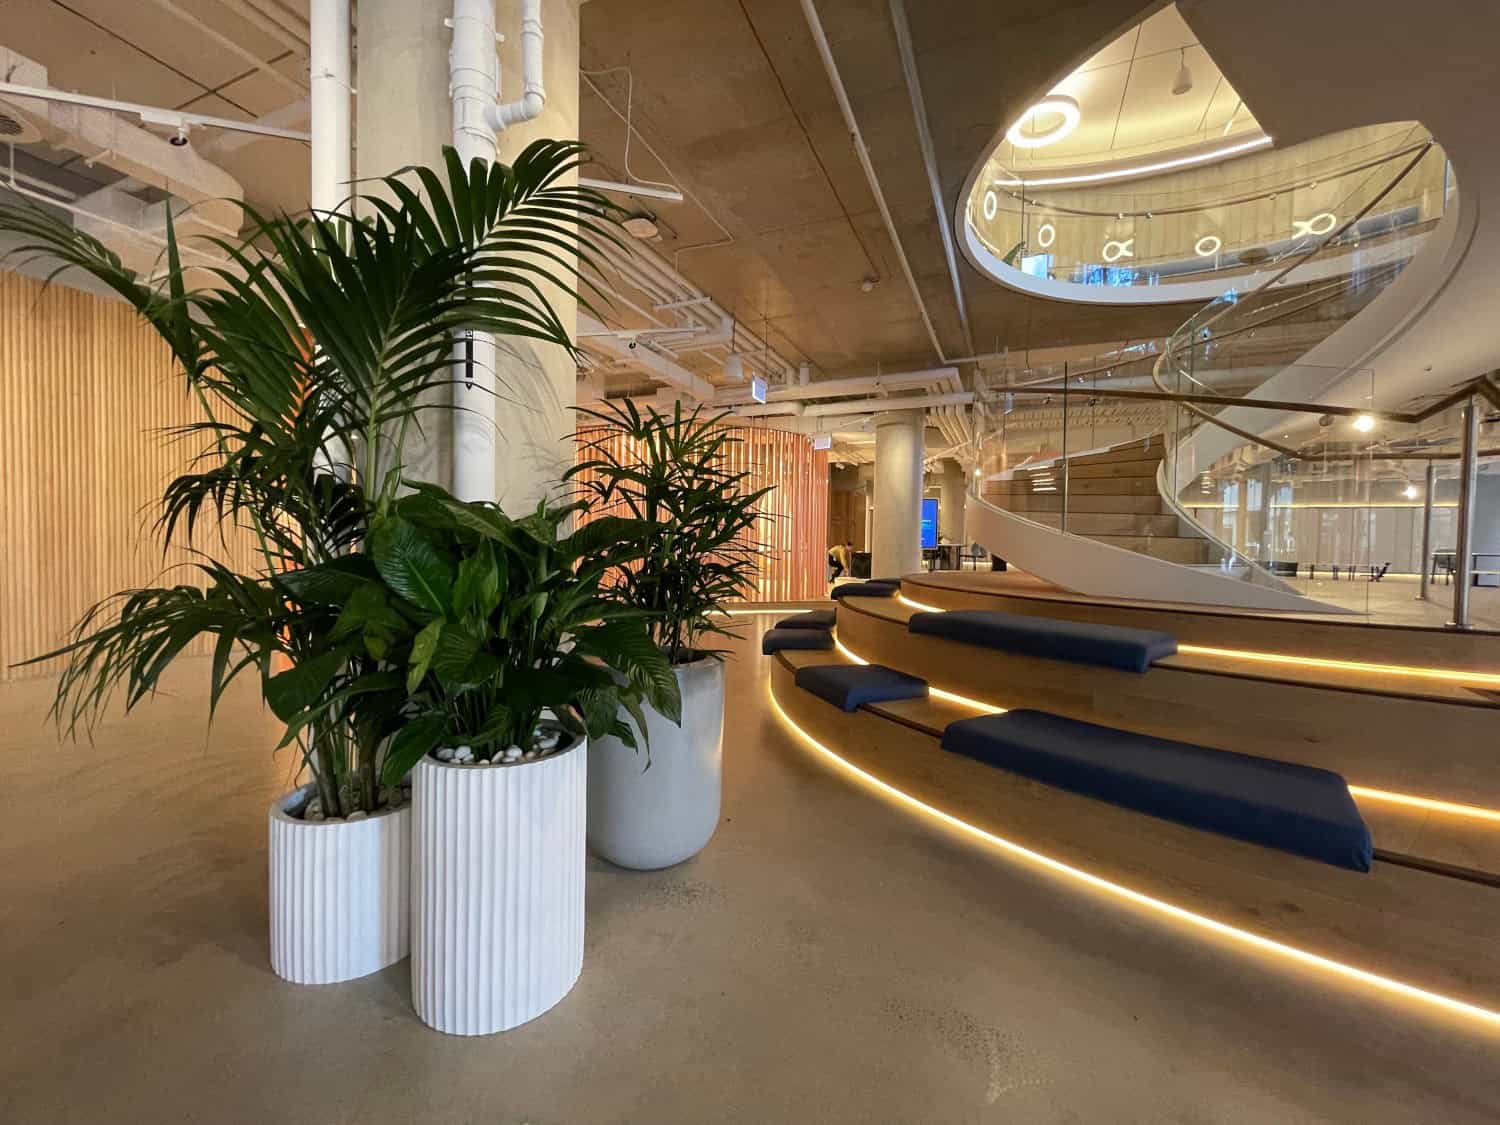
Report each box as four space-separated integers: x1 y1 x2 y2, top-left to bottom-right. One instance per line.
967 124 1450 297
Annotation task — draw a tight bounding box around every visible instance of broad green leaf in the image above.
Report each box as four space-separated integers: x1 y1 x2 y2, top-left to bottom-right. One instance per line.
368 516 454 615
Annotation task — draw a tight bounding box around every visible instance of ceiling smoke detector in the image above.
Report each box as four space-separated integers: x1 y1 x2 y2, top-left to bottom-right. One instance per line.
1172 49 1194 96
621 212 659 239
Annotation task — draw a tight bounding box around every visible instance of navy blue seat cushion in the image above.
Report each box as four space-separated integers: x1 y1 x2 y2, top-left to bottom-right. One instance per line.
762 628 835 655
941 709 1372 872
795 663 929 712
909 610 1176 673
776 609 836 631
831 581 899 600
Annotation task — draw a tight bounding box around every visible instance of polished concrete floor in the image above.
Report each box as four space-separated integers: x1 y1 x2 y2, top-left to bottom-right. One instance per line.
3 619 1500 1123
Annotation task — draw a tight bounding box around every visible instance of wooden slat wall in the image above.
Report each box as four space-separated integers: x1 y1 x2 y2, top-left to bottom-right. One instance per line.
1 271 261 680
573 421 829 603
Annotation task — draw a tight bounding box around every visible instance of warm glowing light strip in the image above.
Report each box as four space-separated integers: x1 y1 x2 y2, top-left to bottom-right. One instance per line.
833 635 1001 713
994 135 1273 188
1177 644 1500 689
839 621 1500 821
898 593 946 614
768 683 1500 1032
1348 786 1500 824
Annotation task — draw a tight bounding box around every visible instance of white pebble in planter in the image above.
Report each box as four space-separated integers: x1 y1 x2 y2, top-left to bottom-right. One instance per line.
268 785 411 985
410 738 586 1035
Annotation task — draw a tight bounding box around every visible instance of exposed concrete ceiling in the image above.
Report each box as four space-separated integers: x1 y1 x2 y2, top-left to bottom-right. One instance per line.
1 0 1201 383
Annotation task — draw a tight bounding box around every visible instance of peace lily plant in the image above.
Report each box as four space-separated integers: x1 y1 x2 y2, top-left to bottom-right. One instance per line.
2 141 676 1007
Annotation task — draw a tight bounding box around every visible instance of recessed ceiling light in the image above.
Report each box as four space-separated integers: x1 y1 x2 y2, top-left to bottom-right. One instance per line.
1403 484 1419 499
1353 414 1375 433
1005 95 1081 149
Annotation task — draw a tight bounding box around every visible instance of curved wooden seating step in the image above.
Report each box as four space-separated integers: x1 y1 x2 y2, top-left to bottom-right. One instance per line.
904 569 1500 674
775 609 836 630
834 595 1500 813
770 650 1500 1013
909 609 1177 673
942 709 1372 872
795 662 928 712
761 628 834 655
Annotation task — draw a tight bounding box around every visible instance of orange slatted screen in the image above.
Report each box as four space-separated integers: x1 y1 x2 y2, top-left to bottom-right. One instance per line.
572 421 829 603
0 270 262 680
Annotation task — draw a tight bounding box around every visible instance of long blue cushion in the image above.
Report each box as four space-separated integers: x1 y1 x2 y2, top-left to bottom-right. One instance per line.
776 609 836 630
795 663 928 712
831 581 899 600
941 709 1372 872
762 628 835 655
909 610 1176 672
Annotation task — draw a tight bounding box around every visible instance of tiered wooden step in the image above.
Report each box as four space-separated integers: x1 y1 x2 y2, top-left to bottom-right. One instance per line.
984 436 1214 565
771 643 1500 1016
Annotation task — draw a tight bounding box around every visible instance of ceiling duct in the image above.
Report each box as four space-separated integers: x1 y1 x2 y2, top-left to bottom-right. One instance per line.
0 46 245 275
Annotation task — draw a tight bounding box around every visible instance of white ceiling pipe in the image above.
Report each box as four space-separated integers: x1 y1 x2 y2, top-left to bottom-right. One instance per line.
732 402 804 417
578 313 715 399
0 80 310 143
799 391 975 417
309 0 352 214
592 238 796 381
888 0 975 358
490 0 545 129
716 366 961 405
799 0 948 365
449 0 500 503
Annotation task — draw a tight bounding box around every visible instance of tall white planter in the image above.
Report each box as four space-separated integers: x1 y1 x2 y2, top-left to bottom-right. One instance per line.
410 739 586 1036
588 658 724 870
268 785 410 985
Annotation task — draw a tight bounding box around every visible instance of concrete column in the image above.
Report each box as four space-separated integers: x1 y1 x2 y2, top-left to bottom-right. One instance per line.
872 410 925 578
489 0 580 513
354 0 580 511
938 458 966 543
356 0 454 490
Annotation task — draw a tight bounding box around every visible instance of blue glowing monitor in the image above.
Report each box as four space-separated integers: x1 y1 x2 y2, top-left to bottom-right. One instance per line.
920 498 939 549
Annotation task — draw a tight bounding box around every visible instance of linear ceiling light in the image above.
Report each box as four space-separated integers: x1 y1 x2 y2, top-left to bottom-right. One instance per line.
994 134 1272 188
1005 95 1082 150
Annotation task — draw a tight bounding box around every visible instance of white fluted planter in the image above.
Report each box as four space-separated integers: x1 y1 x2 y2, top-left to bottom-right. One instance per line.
588 658 724 870
410 739 586 1036
267 785 411 985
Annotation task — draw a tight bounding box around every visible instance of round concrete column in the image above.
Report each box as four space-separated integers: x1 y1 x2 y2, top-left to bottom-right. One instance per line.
872 410 925 579
938 458 967 544
355 0 580 511
356 0 457 491
488 0 580 513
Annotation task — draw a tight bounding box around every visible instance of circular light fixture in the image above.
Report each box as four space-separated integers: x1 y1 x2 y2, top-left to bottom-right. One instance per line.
1194 235 1222 257
1102 237 1134 263
1005 94 1082 149
1037 221 1056 248
1353 413 1375 433
1293 212 1339 238
982 189 999 221
1403 484 1419 500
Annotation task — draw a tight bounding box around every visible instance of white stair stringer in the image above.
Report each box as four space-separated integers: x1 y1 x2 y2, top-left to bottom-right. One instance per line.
964 489 1351 614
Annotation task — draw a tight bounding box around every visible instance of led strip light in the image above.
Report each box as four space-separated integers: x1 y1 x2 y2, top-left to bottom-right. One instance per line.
768 682 1500 1031
897 596 1500 689
857 598 1500 824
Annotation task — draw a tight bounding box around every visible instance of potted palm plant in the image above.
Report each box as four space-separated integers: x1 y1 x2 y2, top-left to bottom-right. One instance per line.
2 141 619 985
356 484 679 1035
568 401 768 869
